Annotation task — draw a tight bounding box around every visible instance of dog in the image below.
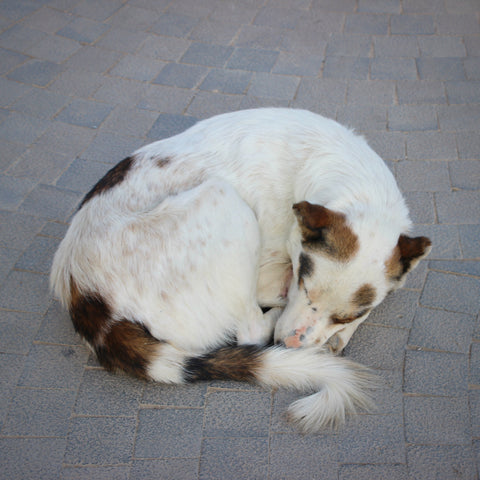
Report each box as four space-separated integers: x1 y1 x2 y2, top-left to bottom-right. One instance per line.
51 108 431 432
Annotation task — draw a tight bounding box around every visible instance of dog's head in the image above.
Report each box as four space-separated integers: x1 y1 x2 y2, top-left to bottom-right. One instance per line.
274 201 431 352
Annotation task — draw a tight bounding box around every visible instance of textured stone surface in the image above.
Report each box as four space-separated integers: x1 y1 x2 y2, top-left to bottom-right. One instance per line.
0 1 478 478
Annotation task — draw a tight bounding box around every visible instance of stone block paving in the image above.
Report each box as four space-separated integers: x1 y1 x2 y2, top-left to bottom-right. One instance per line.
0 0 478 478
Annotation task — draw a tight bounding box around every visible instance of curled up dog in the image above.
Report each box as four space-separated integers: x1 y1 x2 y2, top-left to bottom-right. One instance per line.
51 108 431 433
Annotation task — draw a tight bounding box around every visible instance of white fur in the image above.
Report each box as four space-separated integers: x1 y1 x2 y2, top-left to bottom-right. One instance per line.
51 108 426 432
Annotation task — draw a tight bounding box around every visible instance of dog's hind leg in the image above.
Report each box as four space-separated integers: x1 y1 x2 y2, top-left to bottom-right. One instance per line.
236 306 283 346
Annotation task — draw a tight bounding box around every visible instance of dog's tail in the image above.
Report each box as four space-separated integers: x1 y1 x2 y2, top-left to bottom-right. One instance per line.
152 343 375 433
65 281 375 433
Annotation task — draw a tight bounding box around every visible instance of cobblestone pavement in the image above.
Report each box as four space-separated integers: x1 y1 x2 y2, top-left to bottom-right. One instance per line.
0 0 479 478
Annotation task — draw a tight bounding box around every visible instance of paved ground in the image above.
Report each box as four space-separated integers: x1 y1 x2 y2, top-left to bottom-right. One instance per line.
0 0 479 478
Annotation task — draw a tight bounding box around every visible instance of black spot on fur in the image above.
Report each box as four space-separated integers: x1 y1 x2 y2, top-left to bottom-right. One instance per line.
79 156 134 208
184 345 263 382
298 253 314 286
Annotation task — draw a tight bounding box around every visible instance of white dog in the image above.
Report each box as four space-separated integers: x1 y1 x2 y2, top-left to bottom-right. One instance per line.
51 108 430 432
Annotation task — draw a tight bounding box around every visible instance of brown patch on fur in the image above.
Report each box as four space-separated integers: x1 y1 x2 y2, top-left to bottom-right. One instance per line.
352 284 376 308
386 235 432 281
184 345 263 382
69 280 160 380
157 156 171 168
79 156 134 208
293 202 359 261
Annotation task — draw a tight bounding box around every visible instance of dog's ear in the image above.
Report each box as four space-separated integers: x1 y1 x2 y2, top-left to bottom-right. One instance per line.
387 234 432 282
292 202 359 260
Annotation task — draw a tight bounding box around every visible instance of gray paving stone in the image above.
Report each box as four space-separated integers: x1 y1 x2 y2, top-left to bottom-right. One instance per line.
136 34 191 62
446 81 480 104
190 18 241 45
19 184 80 221
107 4 160 31
200 68 252 95
450 160 480 190
339 464 409 480
55 98 113 129
367 289 419 329
396 160 450 192
81 131 145 163
397 80 447 105
417 57 466 81
62 466 130 480
459 225 480 258
240 95 291 110
373 35 419 57
404 191 436 224
2 387 76 436
65 416 136 465
430 260 480 277
14 235 60 274
323 56 370 80
337 414 406 463
142 382 207 407
464 36 480 57
57 16 110 43
72 0 123 21
109 54 166 82
0 246 20 286
470 389 480 437
409 307 476 354
180 42 234 67
152 63 208 89
0 174 36 210
404 349 468 396
294 78 346 113
388 105 437 131
0 25 48 52
358 0 401 13
280 22 329 54
254 6 303 29
391 14 435 34
0 112 49 144
440 105 480 133
74 368 144 415
364 131 406 160
418 36 467 58
456 131 480 159
343 323 409 370
200 437 268 480
47 69 104 99
11 87 70 120
0 269 50 313
234 24 289 50
405 131 456 160
138 84 194 113
167 0 217 18
405 395 471 444
226 47 279 73
100 105 159 137
24 33 81 63
337 104 387 131
272 51 323 77
149 12 199 38
0 47 31 76
407 445 477 480
0 310 41 354
444 0 480 14
0 438 65 480
464 57 480 81
18 343 88 388
371 57 418 80
344 13 389 34
94 77 151 107
347 80 395 105
0 211 44 250
269 433 338 480
247 73 299 100
131 459 198 480
436 191 480 225
35 300 82 345
147 113 197 140
0 353 26 428
203 389 271 437
435 14 480 35
0 78 31 108
63 45 123 73
96 26 149 54
0 140 27 173
6 146 72 185
134 408 203 458
311 0 357 11
326 33 372 57
7 59 65 87
56 158 110 192
421 271 480 314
